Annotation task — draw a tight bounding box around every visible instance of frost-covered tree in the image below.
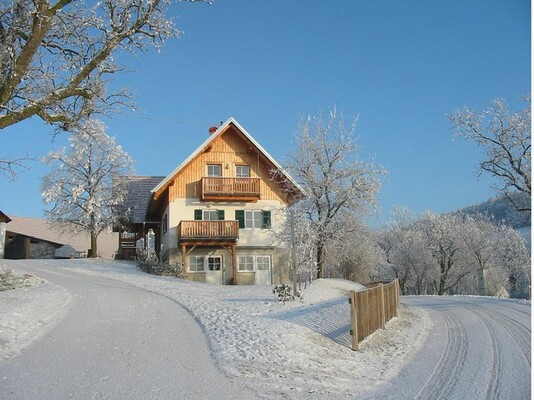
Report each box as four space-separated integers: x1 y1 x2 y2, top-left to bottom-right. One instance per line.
378 208 434 294
449 96 531 214
283 109 386 278
0 0 209 178
41 119 134 257
495 225 531 298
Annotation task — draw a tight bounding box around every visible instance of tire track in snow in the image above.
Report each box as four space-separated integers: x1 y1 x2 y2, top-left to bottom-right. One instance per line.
447 298 531 368
414 307 468 400
466 308 503 400
485 308 531 368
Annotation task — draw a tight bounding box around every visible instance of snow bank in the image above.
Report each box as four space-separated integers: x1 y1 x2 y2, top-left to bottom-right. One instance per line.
0 267 71 360
1 260 430 399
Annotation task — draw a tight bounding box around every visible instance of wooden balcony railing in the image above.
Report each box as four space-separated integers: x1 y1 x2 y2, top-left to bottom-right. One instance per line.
201 177 260 201
178 220 239 242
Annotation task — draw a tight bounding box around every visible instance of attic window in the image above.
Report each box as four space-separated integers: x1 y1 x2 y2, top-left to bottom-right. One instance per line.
236 165 250 178
207 164 222 177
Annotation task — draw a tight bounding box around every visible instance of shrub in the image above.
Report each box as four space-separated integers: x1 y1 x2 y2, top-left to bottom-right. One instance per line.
0 266 39 291
135 248 184 278
272 283 303 303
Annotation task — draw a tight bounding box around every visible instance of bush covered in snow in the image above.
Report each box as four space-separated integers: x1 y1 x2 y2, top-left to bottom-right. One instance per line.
135 248 184 278
0 266 40 291
272 283 303 303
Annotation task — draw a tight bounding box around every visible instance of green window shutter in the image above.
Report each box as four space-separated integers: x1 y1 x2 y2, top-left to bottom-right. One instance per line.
235 210 245 229
218 210 225 220
194 209 202 220
262 210 271 229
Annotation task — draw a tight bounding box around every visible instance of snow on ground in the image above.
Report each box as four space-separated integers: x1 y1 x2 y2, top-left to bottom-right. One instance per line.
0 266 70 361
0 260 431 399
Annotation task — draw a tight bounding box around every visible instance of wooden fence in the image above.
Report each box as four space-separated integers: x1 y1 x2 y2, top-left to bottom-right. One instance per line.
348 279 401 350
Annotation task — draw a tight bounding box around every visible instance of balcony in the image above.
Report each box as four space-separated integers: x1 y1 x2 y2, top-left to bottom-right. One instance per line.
201 177 260 202
178 220 239 243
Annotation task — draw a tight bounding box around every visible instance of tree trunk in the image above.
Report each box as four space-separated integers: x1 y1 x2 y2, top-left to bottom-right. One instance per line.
90 232 98 258
316 242 324 279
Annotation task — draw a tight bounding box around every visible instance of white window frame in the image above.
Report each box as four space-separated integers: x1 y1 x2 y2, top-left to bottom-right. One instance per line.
189 256 206 273
238 255 271 272
244 210 263 229
207 164 222 177
203 209 219 221
236 164 251 178
207 256 222 271
189 255 223 273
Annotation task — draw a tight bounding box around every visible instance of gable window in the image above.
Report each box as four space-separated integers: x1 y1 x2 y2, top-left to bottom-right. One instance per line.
236 165 250 178
207 164 222 177
235 210 271 229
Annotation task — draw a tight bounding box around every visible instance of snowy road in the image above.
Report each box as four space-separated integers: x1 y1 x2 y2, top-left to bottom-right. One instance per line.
0 264 253 399
373 296 531 400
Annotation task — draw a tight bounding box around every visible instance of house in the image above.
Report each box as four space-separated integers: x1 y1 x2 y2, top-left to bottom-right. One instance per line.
118 117 304 285
4 215 118 259
0 210 12 259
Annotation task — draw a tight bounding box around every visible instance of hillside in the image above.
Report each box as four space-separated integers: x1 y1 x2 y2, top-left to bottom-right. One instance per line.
457 192 531 229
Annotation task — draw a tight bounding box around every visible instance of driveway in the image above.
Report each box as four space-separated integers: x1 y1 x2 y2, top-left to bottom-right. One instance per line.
0 263 253 400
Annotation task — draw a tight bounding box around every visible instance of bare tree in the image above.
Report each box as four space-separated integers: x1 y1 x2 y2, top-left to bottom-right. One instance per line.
284 109 386 278
41 118 134 257
449 96 531 214
0 0 209 177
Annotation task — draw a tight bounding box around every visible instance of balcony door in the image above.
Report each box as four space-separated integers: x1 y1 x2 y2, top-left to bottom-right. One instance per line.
206 256 223 285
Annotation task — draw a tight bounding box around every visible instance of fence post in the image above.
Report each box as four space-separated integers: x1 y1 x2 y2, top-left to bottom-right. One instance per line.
349 290 359 351
395 278 400 316
379 283 386 329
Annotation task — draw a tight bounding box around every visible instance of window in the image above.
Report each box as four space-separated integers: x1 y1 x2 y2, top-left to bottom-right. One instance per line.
238 256 254 271
203 210 219 221
162 214 168 234
238 255 271 272
194 209 224 221
207 164 222 177
189 256 205 272
256 256 271 271
207 256 222 271
245 210 263 229
235 210 271 229
236 165 250 178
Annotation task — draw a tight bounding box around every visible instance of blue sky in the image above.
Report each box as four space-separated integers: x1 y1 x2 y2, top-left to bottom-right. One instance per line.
2 0 530 225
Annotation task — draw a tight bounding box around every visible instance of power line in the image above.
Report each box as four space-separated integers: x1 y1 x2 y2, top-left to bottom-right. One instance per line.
121 113 215 125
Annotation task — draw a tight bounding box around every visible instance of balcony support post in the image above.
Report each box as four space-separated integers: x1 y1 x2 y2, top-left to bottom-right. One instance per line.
231 243 237 285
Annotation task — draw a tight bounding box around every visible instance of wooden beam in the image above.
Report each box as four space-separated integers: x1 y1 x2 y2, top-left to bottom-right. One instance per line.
231 243 237 285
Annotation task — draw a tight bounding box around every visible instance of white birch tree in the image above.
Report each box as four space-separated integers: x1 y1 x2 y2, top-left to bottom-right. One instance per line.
41 118 134 257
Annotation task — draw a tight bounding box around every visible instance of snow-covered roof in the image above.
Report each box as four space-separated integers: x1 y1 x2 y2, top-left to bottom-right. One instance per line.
151 117 304 200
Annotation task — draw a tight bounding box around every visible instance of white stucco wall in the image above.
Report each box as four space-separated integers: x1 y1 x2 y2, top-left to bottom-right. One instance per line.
164 198 288 250
0 222 6 259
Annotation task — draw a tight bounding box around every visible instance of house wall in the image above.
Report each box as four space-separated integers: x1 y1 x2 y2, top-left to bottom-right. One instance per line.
0 222 6 259
179 246 289 285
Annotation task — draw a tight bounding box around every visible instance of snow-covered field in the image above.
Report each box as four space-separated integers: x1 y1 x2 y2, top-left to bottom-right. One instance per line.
0 259 430 398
